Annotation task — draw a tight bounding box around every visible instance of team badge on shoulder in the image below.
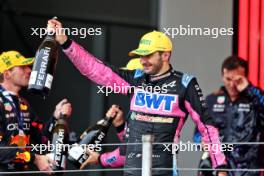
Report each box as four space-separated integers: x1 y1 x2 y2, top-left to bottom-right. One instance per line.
4 102 12 111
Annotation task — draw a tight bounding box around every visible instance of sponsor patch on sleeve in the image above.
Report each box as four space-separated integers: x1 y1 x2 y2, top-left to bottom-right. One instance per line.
106 156 117 164
134 69 144 78
181 73 194 88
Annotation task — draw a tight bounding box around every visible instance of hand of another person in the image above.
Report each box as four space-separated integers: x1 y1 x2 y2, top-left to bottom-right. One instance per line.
106 104 125 127
34 154 54 174
53 99 72 119
80 149 100 169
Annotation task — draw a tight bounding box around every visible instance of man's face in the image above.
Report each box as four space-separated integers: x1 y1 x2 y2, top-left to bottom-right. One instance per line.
222 66 246 99
140 52 163 75
8 66 31 87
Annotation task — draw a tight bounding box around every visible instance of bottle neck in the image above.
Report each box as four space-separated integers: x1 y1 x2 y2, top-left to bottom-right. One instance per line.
94 116 113 127
46 29 56 39
104 116 113 126
56 115 67 124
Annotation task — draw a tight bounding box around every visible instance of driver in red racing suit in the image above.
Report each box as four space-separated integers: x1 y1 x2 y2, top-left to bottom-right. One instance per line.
48 19 228 176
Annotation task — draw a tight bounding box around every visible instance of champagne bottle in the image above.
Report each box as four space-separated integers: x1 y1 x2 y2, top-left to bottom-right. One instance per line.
28 17 58 98
68 117 113 168
49 115 69 172
198 152 214 176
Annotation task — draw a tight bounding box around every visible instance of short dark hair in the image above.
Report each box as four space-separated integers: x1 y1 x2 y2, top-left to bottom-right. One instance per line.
221 55 248 76
0 74 3 83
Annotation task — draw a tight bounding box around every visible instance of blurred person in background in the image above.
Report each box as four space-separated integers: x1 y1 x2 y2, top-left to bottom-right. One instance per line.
194 56 264 176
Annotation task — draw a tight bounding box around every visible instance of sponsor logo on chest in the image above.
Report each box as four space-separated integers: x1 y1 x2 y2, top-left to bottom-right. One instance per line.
217 96 225 104
213 104 225 112
134 90 177 111
238 103 250 112
213 96 226 112
130 112 174 123
4 103 12 111
7 123 31 131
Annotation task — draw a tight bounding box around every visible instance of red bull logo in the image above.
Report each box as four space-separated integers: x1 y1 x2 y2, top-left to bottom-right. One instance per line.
10 134 30 147
15 151 31 163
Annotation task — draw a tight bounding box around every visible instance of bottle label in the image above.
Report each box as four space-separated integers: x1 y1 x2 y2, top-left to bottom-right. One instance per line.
68 145 84 160
94 131 106 144
79 153 88 164
45 74 53 89
52 128 66 169
34 47 50 87
47 153 66 169
60 155 66 169
29 71 38 85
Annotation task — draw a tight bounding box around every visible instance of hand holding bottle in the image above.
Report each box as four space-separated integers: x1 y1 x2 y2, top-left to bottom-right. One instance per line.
53 99 72 119
50 110 69 171
47 19 68 45
79 149 100 170
68 116 113 168
34 154 54 174
106 105 124 127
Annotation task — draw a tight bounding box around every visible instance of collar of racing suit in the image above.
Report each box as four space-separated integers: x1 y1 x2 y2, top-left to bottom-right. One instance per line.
149 64 172 82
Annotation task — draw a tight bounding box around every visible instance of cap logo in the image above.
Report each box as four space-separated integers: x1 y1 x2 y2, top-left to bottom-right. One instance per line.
15 54 22 59
21 58 33 65
140 39 151 45
2 56 12 67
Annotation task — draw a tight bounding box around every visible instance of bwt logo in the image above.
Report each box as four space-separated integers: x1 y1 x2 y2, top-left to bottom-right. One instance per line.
134 91 177 111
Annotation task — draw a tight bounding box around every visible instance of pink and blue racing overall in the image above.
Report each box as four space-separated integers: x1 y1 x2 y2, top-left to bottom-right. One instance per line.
62 39 227 176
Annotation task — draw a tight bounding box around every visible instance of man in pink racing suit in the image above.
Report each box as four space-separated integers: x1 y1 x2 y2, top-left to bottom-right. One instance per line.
48 19 227 176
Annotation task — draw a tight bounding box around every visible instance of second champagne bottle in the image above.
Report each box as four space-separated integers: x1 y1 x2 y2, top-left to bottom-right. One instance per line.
68 117 113 168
